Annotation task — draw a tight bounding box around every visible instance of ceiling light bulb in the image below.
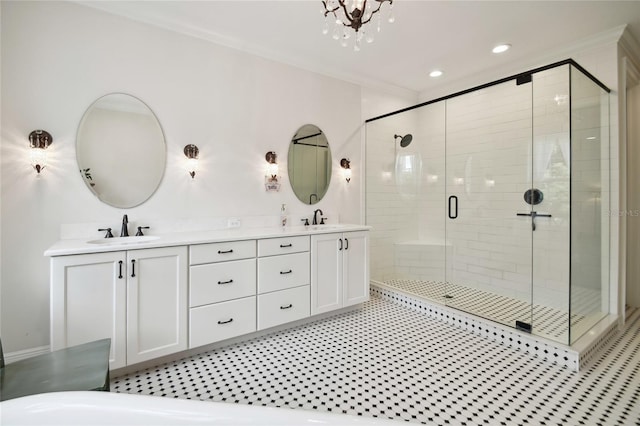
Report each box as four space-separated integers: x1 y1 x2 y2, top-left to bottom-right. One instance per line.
492 44 511 54
429 70 443 78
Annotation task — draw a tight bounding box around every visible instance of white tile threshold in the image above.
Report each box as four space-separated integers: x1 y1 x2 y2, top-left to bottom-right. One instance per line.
371 283 619 372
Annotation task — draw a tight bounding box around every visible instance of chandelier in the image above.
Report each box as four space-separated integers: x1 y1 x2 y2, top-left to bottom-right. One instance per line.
321 0 395 51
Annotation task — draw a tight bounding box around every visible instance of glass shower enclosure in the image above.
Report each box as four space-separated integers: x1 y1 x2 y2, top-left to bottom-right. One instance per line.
366 61 610 345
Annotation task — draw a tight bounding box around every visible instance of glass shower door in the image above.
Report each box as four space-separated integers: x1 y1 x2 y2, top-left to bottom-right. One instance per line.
444 79 534 329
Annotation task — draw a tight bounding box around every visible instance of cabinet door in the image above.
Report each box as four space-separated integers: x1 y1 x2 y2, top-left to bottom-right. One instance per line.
126 246 188 365
342 231 370 307
51 252 127 369
311 233 342 315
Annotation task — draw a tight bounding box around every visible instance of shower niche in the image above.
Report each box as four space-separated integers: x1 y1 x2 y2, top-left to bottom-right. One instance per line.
365 60 610 345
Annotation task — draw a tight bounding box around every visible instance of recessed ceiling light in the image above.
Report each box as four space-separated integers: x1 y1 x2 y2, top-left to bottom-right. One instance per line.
492 44 511 54
429 70 443 78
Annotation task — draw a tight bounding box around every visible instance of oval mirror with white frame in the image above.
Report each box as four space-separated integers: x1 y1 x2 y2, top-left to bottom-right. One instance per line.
76 93 166 208
288 124 332 205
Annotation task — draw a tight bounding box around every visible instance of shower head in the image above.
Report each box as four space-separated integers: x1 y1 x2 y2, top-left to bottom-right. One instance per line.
394 134 413 148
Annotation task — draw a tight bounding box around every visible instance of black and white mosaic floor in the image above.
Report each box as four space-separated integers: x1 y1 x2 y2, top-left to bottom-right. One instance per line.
381 279 594 340
112 296 640 426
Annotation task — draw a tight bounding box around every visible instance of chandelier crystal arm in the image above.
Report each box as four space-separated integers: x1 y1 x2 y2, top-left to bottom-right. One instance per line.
339 0 358 27
322 1 340 18
360 0 391 26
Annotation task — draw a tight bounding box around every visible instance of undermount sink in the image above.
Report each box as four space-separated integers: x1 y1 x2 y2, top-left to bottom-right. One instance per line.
307 225 344 231
87 236 160 245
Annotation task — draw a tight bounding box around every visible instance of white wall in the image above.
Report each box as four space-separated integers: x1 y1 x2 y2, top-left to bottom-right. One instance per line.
625 78 640 308
0 2 362 353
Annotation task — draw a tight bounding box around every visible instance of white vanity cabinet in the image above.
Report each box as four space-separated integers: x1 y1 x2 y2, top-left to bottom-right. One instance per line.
311 231 369 315
126 247 188 365
50 246 188 369
48 225 369 368
188 240 257 348
257 236 311 330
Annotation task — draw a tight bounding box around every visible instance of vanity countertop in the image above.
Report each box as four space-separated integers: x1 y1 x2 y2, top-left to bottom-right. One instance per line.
45 224 371 257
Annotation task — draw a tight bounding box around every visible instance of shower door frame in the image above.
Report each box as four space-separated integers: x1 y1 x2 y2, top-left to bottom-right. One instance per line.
443 75 536 333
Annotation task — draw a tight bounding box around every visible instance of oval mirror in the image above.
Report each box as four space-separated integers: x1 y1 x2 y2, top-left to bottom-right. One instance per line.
288 124 332 205
76 94 166 208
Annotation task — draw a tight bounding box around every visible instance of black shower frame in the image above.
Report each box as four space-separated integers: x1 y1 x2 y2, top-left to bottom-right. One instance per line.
365 59 610 123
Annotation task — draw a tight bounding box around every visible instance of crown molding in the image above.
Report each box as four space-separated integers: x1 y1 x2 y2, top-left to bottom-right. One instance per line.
620 27 640 69
74 1 418 101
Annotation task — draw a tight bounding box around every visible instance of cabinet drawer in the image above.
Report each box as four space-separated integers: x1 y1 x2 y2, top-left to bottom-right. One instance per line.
190 259 256 307
189 297 256 348
257 252 310 294
258 236 310 257
257 285 310 330
190 240 256 265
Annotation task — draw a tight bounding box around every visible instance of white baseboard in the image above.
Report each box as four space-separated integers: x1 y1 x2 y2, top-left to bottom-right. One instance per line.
4 345 50 364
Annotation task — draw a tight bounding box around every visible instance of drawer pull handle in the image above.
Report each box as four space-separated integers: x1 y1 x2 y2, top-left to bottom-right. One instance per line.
217 249 234 254
280 243 293 248
118 260 123 279
217 279 234 285
280 304 293 310
131 259 136 278
217 318 233 325
280 270 293 275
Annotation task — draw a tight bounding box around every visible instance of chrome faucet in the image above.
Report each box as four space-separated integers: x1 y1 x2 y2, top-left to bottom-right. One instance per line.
313 209 323 225
120 214 129 237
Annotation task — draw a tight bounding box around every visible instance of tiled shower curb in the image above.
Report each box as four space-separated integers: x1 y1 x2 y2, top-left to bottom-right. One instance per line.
371 284 619 372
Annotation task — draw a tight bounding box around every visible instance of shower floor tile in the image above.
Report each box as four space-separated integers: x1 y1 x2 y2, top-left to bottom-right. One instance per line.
111 296 640 426
382 278 597 340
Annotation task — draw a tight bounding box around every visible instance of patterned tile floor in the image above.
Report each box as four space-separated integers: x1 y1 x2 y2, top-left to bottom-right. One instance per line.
112 296 640 425
382 279 597 341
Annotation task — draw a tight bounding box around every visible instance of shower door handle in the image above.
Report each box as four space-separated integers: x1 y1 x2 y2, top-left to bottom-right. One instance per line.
448 196 458 219
517 211 552 231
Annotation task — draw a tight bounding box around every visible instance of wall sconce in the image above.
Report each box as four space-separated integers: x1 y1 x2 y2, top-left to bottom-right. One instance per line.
340 158 352 183
183 144 199 179
265 151 278 181
29 130 52 174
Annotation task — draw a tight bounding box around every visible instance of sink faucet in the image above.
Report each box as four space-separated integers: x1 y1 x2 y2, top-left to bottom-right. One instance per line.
313 209 323 225
120 214 129 237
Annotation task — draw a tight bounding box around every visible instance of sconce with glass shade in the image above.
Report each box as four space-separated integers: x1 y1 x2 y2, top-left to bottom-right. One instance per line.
183 144 199 179
29 130 52 174
265 151 280 192
265 151 278 181
340 158 352 182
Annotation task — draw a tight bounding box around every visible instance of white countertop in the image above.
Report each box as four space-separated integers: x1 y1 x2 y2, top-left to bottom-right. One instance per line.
45 224 370 256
